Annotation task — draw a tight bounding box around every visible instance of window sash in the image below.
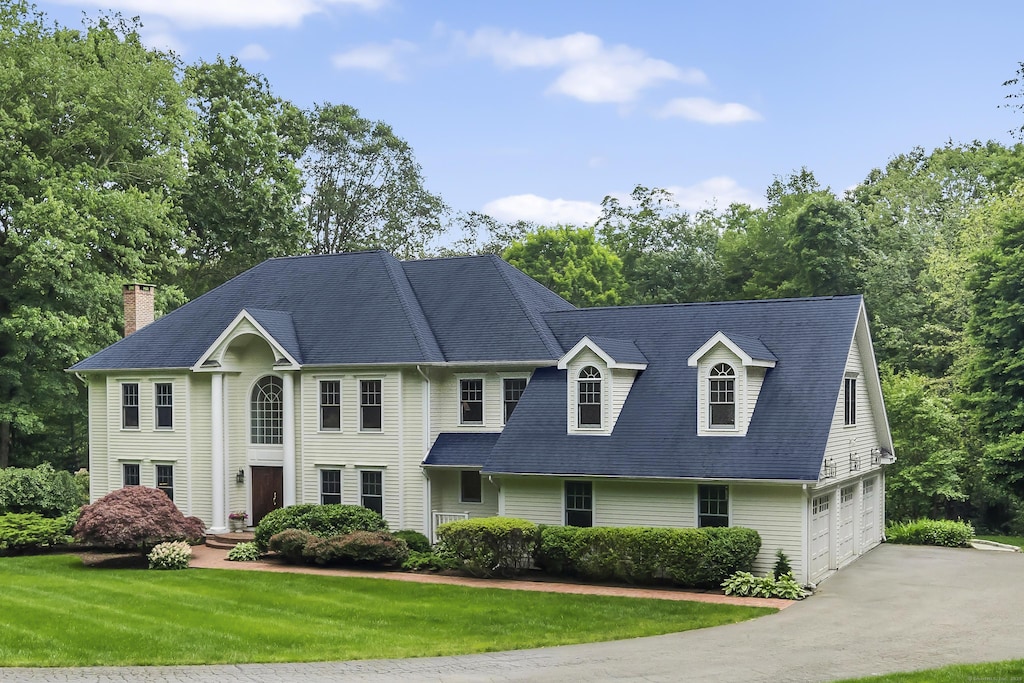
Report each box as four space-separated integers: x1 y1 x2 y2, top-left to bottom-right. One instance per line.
155 465 174 501
565 481 593 527
251 376 284 444
460 378 484 424
360 380 382 431
155 383 173 429
698 485 729 527
503 377 527 422
122 463 140 487
320 469 342 504
709 378 735 427
460 470 482 503
577 379 602 427
844 377 857 425
360 471 383 514
320 380 341 431
122 383 139 429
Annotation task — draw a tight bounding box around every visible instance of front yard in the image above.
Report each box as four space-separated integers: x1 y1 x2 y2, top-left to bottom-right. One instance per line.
0 554 775 667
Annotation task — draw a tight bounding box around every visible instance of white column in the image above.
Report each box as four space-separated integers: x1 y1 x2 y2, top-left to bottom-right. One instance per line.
282 371 296 507
210 373 227 533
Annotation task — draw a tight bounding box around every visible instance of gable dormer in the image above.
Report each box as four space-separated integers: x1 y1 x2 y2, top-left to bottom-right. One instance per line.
687 331 776 437
557 336 647 436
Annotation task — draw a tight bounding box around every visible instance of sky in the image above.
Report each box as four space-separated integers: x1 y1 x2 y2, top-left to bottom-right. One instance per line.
36 0 1024 227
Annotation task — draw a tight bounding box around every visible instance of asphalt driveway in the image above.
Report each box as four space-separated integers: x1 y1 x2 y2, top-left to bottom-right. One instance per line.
5 543 1023 682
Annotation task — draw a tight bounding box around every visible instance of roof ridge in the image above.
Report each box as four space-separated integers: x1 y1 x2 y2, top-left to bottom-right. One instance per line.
550 294 863 314
379 252 443 361
489 256 566 359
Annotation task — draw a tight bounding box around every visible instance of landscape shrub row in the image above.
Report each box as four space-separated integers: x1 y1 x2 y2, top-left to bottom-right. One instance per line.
253 504 387 550
886 518 974 547
0 512 76 553
536 524 761 588
0 464 84 517
267 528 408 567
436 517 538 578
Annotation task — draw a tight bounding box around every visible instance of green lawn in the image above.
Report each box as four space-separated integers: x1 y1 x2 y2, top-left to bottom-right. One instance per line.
975 534 1024 549
838 659 1024 681
0 554 775 667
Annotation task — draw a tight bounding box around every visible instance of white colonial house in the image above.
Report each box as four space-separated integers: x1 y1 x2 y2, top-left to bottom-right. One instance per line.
71 251 895 584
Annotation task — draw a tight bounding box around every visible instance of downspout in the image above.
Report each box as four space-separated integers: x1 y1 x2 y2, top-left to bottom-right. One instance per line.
416 365 431 537
801 483 810 585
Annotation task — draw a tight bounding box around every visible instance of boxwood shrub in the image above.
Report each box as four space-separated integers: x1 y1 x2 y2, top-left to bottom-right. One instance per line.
302 530 408 567
436 517 538 578
254 504 388 550
536 524 761 588
885 518 974 547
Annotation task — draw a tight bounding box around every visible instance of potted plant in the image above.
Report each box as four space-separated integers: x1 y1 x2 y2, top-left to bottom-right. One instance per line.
228 511 248 532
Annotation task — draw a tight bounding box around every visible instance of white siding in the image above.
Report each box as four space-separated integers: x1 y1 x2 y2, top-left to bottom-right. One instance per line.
499 476 565 525
87 377 108 501
593 480 696 527
731 484 806 580
429 368 506 439
429 469 499 519
188 374 213 523
609 368 637 429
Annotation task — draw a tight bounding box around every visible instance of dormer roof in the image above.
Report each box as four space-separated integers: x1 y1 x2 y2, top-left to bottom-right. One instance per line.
192 309 302 371
556 335 648 371
687 331 777 368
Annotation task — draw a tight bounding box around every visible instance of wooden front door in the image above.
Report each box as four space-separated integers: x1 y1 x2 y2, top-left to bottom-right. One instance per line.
251 466 283 525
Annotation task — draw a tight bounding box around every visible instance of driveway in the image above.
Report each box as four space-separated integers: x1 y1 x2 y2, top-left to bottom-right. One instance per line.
5 544 1023 682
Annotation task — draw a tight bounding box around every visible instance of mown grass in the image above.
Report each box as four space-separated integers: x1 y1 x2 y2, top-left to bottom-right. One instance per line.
975 534 1024 549
0 554 775 667
838 658 1024 681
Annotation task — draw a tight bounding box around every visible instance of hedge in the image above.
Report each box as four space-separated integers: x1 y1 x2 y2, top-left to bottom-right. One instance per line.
253 504 388 550
536 524 761 588
885 518 974 547
436 517 538 577
0 512 74 553
0 464 82 517
268 528 408 567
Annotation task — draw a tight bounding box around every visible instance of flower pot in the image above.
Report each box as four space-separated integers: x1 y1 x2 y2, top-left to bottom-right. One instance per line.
229 519 244 532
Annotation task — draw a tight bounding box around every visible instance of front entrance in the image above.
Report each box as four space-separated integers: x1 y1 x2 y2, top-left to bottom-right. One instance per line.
251 466 283 525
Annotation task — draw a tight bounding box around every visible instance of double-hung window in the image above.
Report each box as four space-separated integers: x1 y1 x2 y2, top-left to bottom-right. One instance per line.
564 481 593 527
844 377 857 426
460 378 484 424
460 470 482 503
155 465 174 501
577 366 602 427
122 463 140 487
503 377 527 423
320 469 342 504
320 380 341 431
698 485 729 527
360 380 382 431
709 364 736 428
360 470 383 514
155 383 173 429
122 383 139 429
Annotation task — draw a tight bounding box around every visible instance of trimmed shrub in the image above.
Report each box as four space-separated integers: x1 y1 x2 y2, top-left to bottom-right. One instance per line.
254 504 387 550
268 528 316 563
226 542 261 562
147 541 192 570
302 531 408 567
773 548 792 578
73 486 205 551
885 518 974 547
536 525 761 588
0 464 81 517
394 529 431 553
0 513 72 553
436 517 538 578
402 550 460 572
73 469 90 507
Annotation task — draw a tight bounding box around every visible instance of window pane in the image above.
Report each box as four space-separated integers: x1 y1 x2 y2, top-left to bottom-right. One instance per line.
460 470 482 503
578 369 601 427
844 378 857 425
709 377 735 427
251 376 283 444
122 463 140 487
320 469 342 504
122 384 139 429
156 465 174 501
565 481 593 527
155 383 173 429
503 377 527 422
360 380 382 431
361 471 383 514
460 379 483 424
320 380 341 430
698 485 729 527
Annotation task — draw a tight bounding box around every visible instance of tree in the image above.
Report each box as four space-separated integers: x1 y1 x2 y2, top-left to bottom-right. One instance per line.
180 57 309 299
503 226 624 307
73 486 205 550
964 182 1024 499
303 103 447 257
0 6 194 468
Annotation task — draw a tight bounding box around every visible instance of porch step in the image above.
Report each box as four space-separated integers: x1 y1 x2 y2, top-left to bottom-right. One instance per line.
205 531 256 550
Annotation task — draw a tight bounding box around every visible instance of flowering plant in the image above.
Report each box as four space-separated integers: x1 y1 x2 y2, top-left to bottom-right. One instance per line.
148 541 192 570
228 511 248 521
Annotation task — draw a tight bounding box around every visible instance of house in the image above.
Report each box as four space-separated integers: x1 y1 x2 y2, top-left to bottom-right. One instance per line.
70 251 895 584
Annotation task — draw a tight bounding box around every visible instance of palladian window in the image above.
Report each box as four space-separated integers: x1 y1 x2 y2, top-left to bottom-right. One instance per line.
251 376 284 444
709 363 736 428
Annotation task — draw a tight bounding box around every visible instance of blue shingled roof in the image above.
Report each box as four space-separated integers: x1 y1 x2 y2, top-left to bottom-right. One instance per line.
71 252 572 371
423 432 501 467
583 336 648 365
485 296 863 482
726 333 778 363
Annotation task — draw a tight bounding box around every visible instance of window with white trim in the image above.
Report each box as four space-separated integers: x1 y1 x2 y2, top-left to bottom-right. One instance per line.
121 383 139 429
360 379 382 431
577 366 602 428
844 377 857 426
698 484 729 527
320 380 341 431
155 464 174 501
360 470 383 515
709 363 736 428
460 470 482 503
503 377 527 423
565 480 593 527
155 382 173 429
320 469 342 504
122 463 140 487
459 378 484 425
251 376 283 444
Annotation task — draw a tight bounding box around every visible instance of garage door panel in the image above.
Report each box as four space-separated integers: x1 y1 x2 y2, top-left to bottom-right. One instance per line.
810 494 831 580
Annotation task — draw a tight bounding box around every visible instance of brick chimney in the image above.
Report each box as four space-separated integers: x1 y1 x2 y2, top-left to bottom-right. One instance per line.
123 283 155 336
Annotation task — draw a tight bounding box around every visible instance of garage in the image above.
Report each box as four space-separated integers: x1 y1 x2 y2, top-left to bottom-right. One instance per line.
836 485 856 565
810 493 832 581
861 477 878 549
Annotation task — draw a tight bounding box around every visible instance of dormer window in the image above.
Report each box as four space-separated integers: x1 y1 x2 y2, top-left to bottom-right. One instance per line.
577 366 602 427
709 363 736 428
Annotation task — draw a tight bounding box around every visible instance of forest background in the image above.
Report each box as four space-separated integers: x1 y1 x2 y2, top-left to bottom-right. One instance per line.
4 3 1024 532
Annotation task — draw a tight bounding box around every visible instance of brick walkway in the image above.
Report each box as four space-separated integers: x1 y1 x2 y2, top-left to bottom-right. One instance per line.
189 544 792 609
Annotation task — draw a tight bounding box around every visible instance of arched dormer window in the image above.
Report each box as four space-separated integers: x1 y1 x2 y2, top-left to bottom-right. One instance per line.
577 365 602 427
251 376 283 444
709 363 736 428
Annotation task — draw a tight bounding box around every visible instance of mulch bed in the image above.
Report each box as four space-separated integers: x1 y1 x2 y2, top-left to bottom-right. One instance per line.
75 550 149 569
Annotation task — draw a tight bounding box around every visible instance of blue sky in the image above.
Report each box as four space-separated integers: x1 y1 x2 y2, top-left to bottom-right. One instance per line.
38 0 1024 226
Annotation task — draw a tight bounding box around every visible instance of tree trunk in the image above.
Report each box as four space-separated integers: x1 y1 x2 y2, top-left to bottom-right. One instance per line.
0 420 10 468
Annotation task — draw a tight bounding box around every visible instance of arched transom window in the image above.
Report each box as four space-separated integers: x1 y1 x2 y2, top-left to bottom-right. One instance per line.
577 365 602 427
709 363 736 428
251 375 283 444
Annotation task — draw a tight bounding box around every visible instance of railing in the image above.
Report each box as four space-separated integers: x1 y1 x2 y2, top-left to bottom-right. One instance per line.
431 510 469 543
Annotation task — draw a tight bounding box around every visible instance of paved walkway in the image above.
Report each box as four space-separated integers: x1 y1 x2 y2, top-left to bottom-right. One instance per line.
5 544 1024 682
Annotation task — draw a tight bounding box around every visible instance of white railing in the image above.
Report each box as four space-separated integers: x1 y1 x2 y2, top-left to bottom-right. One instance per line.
431 510 469 543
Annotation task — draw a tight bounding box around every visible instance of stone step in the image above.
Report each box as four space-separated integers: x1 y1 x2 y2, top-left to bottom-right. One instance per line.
205 531 255 549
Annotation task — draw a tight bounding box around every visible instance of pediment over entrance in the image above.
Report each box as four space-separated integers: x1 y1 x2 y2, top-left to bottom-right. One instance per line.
191 309 302 372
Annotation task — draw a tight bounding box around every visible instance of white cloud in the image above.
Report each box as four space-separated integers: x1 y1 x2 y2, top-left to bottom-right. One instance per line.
331 40 416 80
462 28 704 104
666 177 763 211
656 97 762 124
238 43 271 61
142 29 186 55
48 0 385 29
483 194 603 226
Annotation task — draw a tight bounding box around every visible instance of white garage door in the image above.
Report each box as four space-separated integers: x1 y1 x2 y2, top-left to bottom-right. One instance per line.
837 485 856 565
861 477 877 548
810 493 832 581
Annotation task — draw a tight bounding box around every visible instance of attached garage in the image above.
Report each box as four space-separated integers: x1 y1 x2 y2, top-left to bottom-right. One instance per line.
836 485 856 566
810 493 832 581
